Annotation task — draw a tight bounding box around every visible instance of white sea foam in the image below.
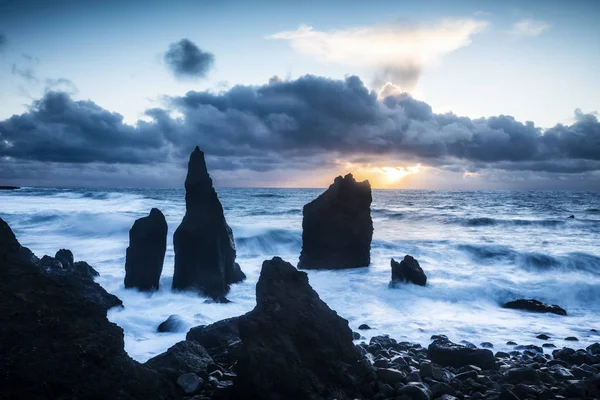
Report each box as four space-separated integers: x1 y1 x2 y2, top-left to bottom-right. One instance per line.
1 187 599 362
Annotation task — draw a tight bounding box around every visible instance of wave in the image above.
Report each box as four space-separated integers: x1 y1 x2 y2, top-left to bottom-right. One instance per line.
587 208 600 214
458 243 600 274
372 209 405 219
251 193 285 198
456 217 568 228
235 228 301 256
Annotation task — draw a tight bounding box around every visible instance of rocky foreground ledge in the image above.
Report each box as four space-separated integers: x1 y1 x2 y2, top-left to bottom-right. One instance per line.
1 217 600 399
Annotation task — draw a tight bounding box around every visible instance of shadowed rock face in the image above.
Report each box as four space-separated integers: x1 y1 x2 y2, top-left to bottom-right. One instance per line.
172 147 245 300
0 217 177 399
298 173 373 270
503 299 567 316
124 208 168 291
390 255 427 286
235 257 374 399
428 338 496 370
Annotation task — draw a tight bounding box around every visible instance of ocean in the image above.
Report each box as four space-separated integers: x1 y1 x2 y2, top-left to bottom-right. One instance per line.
1 187 599 362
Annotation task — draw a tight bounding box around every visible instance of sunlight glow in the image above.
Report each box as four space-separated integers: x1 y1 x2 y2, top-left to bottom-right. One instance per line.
337 161 422 188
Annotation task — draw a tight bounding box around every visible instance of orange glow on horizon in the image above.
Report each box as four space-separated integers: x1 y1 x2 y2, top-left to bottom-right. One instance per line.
338 162 422 188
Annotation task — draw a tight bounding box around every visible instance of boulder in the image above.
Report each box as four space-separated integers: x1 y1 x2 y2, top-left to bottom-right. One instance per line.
55 249 74 269
145 340 213 380
427 338 496 370
172 147 245 300
235 257 374 399
124 208 168 291
298 173 373 270
0 217 176 399
186 317 241 365
390 255 427 287
502 299 567 316
157 315 188 333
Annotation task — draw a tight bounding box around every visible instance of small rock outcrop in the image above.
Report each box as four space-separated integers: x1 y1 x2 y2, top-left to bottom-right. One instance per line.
428 338 496 370
124 208 168 291
235 257 374 399
503 299 567 316
172 147 245 300
390 255 427 287
298 173 373 270
157 315 188 333
0 217 176 399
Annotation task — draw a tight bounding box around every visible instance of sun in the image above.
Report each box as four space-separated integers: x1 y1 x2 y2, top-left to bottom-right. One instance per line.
337 161 422 188
378 166 421 183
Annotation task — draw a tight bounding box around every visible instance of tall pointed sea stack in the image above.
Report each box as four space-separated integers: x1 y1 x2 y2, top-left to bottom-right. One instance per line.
124 208 168 291
298 173 373 269
172 147 245 300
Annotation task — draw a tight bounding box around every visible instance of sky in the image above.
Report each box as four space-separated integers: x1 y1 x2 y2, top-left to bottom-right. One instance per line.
0 0 599 189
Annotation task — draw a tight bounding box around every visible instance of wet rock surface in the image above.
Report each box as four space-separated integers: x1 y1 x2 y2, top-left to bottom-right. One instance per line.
390 255 427 287
172 147 245 300
124 208 168 291
298 173 373 270
0 217 177 399
502 299 567 316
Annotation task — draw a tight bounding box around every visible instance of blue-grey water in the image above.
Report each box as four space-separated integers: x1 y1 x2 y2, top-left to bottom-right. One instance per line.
1 187 600 361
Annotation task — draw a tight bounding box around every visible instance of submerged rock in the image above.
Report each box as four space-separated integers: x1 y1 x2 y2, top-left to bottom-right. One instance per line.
390 255 427 286
235 256 374 399
172 147 245 300
502 299 567 316
157 315 188 333
0 217 176 399
125 208 168 291
428 338 496 370
298 173 373 270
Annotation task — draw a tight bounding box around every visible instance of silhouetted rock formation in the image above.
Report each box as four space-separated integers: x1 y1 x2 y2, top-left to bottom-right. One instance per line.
235 257 374 399
172 147 245 300
428 338 496 370
0 217 177 399
298 173 373 270
390 255 427 286
503 299 567 316
55 248 74 268
124 208 168 291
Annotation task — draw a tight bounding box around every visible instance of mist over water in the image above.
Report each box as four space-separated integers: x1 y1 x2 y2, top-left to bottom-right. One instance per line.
2 187 600 362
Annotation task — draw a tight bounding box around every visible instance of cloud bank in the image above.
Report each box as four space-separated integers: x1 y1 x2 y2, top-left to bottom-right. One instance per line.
164 39 214 79
1 75 599 188
268 19 488 92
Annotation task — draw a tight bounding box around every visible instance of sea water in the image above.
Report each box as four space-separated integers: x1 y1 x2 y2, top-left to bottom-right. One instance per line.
1 187 599 361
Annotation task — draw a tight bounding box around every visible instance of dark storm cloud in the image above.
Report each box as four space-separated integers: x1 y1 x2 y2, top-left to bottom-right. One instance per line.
1 75 599 186
164 39 214 79
0 91 168 164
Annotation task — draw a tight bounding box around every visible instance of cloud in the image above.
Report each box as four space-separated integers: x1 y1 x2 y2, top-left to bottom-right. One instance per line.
268 19 488 92
0 33 6 50
11 64 38 83
510 18 551 37
164 39 214 79
1 75 599 188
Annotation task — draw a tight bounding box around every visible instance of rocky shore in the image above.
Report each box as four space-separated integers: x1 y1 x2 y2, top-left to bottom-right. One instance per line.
2 216 600 399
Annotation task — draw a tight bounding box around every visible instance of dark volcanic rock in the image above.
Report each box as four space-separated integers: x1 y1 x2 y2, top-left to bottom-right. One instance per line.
55 249 74 268
186 317 241 365
157 315 188 333
428 338 496 370
172 147 245 299
298 173 373 270
502 299 567 316
390 255 427 287
145 340 213 380
358 324 372 330
235 256 374 399
124 208 168 291
0 217 176 399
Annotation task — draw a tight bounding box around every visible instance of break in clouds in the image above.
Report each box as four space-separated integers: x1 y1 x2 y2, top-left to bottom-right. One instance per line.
164 39 215 79
1 74 599 187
